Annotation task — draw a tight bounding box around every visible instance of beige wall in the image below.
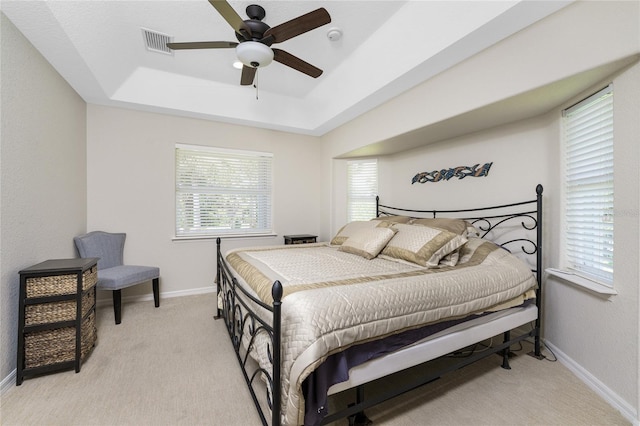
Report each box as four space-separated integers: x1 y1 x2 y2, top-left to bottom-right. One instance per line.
0 14 87 385
86 105 324 300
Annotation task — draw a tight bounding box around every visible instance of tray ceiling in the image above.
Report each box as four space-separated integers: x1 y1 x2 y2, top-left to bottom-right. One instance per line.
2 1 571 136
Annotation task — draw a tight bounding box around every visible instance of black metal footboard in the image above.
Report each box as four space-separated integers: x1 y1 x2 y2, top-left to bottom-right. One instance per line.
216 238 282 426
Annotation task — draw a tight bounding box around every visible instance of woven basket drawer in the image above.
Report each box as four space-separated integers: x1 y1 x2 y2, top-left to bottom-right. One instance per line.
24 311 97 369
26 266 98 298
25 290 95 326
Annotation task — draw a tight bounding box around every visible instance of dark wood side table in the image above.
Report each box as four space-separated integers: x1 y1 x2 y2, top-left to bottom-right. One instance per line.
283 234 317 245
17 258 99 385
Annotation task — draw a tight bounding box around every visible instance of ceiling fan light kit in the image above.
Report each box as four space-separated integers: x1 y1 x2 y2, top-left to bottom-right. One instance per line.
167 1 331 86
236 41 273 68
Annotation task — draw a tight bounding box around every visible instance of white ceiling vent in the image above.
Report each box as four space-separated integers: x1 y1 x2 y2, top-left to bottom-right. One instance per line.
142 28 172 55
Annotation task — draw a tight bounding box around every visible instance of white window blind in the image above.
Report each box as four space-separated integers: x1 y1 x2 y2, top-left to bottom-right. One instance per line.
175 144 273 237
562 85 614 285
347 159 378 222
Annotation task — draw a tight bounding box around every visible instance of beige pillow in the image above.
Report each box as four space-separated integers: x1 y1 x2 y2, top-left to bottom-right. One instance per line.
381 223 468 267
410 218 479 237
338 226 397 259
434 249 460 268
371 215 412 224
331 221 393 245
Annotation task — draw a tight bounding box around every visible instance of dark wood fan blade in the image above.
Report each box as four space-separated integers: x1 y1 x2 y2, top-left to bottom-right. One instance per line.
167 41 238 50
240 66 257 86
208 0 251 39
272 48 322 78
263 8 330 44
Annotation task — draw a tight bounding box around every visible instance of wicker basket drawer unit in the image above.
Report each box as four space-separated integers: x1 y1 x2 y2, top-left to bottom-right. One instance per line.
17 258 99 385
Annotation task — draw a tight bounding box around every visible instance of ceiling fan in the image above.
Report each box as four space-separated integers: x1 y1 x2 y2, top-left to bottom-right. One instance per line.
167 1 331 86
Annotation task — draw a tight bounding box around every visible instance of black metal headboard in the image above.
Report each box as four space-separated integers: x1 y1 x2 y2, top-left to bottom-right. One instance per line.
376 184 543 277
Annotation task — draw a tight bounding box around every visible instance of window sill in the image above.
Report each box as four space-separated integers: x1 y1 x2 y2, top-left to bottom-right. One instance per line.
546 268 617 296
172 233 278 242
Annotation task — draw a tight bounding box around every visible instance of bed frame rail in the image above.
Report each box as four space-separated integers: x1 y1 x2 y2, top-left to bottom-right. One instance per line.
216 241 282 426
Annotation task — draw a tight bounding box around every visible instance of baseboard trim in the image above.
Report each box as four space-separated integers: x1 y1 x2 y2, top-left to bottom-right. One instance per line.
95 286 215 308
544 339 638 425
1 369 16 396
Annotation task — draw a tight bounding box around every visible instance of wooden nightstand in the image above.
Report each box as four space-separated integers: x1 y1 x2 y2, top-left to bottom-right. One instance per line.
283 234 317 245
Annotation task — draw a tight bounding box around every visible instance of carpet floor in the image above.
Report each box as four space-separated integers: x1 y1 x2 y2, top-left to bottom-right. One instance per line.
1 293 630 425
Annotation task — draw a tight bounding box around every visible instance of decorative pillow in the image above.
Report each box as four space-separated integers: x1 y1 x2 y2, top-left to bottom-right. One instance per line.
457 237 495 264
338 226 397 259
371 215 412 224
410 218 479 237
331 221 393 245
434 249 461 268
381 223 468 267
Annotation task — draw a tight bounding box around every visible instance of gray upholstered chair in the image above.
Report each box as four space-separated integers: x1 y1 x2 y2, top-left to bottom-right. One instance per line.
74 231 159 324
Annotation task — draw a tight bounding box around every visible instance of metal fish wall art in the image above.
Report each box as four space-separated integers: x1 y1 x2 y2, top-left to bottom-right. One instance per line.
412 162 493 184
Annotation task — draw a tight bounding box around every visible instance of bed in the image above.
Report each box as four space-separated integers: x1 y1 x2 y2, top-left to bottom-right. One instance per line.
215 184 543 426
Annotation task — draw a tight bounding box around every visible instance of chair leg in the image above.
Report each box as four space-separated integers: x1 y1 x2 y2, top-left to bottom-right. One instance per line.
112 289 122 325
153 278 160 308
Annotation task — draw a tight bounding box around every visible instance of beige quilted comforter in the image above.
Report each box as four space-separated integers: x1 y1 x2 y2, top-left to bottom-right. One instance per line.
225 238 537 425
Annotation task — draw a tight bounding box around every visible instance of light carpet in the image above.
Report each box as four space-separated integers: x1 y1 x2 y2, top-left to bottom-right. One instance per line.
0 293 630 425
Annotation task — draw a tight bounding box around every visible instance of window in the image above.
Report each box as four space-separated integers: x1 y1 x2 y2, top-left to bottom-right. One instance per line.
347 159 378 222
562 85 614 286
175 144 273 238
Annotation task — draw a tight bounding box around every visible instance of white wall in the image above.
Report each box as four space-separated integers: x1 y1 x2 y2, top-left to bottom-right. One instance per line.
0 13 87 386
329 114 551 232
378 115 551 209
544 62 640 419
86 105 324 301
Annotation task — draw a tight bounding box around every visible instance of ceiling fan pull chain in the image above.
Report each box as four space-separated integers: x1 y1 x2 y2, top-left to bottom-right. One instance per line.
254 68 259 100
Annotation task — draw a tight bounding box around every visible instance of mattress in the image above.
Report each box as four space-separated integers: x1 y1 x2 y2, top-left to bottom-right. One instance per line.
225 238 537 425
